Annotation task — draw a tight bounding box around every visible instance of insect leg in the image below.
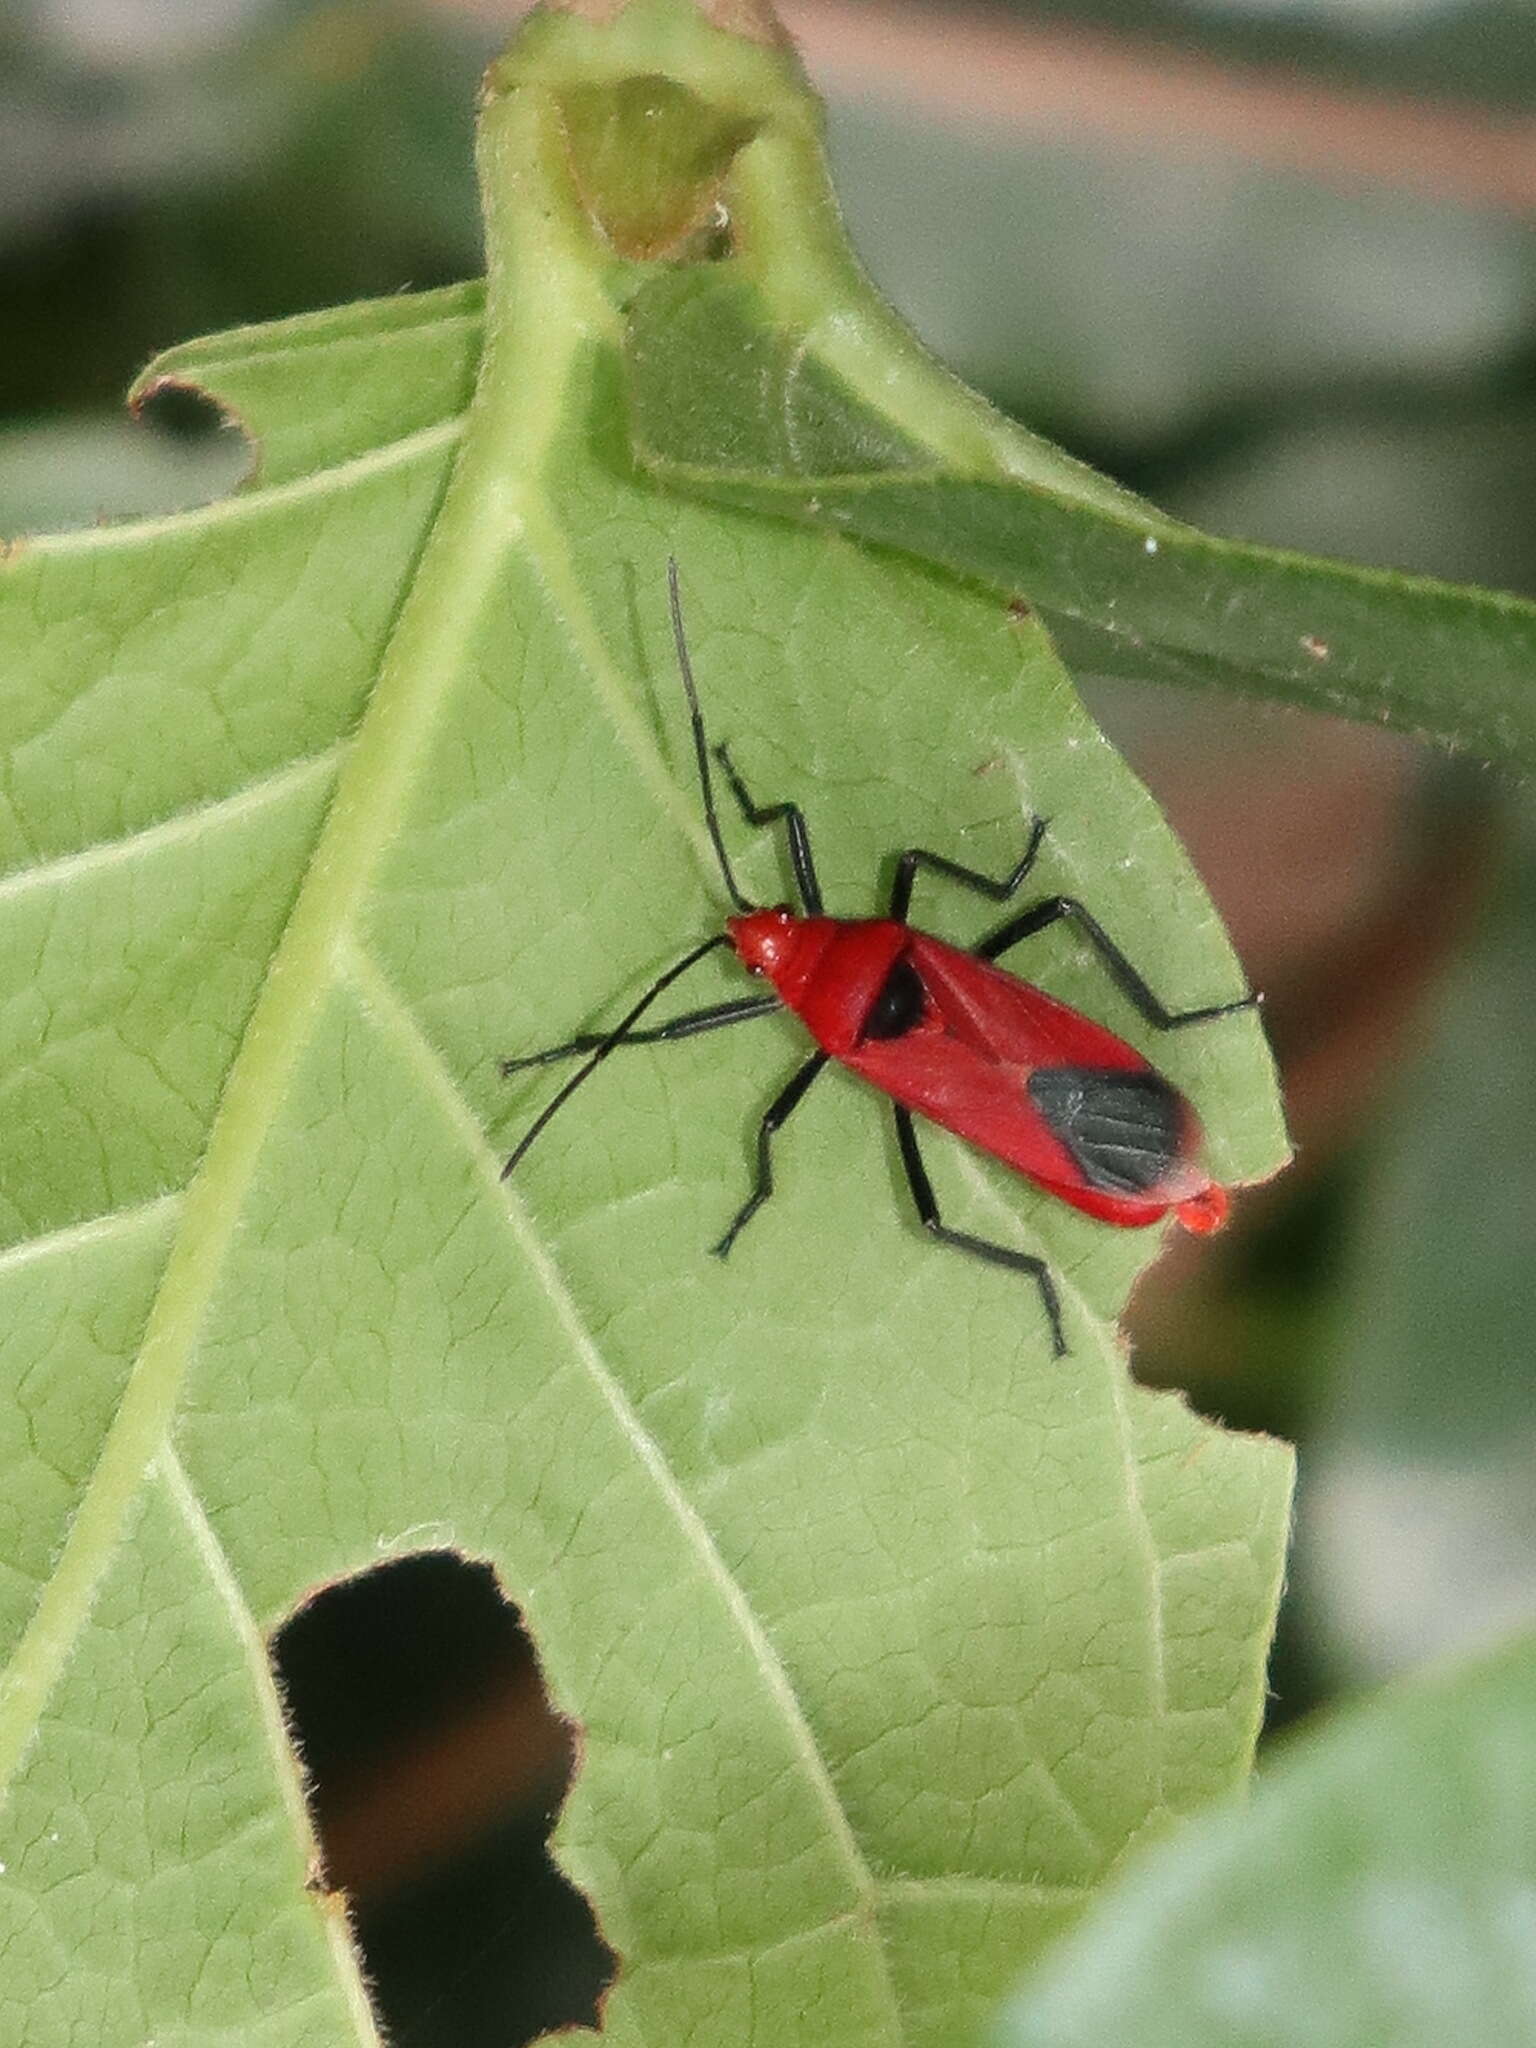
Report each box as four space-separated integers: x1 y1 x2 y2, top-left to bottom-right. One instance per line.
974 897 1255 1030
893 1108 1067 1357
888 816 1049 922
501 996 780 1074
713 1052 829 1257
503 932 731 1182
713 742 825 916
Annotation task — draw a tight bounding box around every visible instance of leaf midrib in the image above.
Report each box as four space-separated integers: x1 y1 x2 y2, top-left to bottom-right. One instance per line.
0 466 503 1797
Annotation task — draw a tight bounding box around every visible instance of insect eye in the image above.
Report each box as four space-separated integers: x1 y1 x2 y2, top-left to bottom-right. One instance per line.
862 957 926 1041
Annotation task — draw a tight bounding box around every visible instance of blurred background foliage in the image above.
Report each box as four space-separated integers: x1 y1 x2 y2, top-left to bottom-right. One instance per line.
7 0 1536 2040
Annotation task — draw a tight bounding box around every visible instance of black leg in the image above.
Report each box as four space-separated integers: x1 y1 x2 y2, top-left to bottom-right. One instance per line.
503 932 731 1182
975 897 1255 1031
713 1053 829 1257
888 816 1049 923
501 995 780 1074
713 742 824 915
894 1108 1066 1357
890 819 1251 1030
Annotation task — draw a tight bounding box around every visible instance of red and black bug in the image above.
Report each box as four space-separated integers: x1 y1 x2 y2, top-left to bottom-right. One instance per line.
502 563 1252 1356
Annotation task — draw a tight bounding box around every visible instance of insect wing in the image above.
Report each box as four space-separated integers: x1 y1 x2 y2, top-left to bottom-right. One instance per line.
841 934 1202 1221
909 935 1151 1072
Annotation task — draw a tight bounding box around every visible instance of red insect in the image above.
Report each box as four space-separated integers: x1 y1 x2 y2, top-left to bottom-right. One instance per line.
503 563 1250 1356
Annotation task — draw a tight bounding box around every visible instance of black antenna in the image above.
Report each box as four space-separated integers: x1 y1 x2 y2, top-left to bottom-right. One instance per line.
668 557 753 914
501 933 730 1180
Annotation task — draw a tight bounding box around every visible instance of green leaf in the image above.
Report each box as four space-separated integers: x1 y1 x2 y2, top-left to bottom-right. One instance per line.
997 1629 1536 2048
0 2 1291 2041
624 268 1536 772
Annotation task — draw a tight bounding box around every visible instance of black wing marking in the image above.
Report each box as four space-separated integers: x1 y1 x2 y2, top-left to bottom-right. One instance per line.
860 956 927 1042
1026 1066 1184 1195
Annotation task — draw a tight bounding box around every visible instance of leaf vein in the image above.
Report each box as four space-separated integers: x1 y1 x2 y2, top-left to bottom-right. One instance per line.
23 417 463 560
0 744 346 904
156 1447 382 2047
340 938 908 2038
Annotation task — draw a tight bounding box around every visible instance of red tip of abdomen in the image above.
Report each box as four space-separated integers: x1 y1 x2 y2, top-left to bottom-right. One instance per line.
1176 1184 1229 1235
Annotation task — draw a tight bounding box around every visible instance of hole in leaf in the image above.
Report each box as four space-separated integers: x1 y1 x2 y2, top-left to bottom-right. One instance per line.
128 376 256 503
272 1551 616 2045
132 378 228 443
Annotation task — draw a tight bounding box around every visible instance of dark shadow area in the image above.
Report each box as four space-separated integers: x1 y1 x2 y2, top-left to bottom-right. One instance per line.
272 1551 615 2047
